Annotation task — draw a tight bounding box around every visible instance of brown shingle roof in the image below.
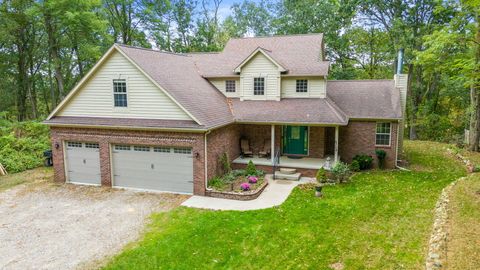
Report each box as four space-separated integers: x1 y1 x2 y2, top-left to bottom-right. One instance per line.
190 34 329 77
44 116 204 130
230 98 348 125
327 80 402 119
116 45 234 129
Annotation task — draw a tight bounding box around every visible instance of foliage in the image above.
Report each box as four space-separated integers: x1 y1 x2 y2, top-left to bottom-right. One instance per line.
352 154 373 170
0 119 50 173
315 167 328 183
208 176 224 190
375 149 387 169
350 160 360 172
245 160 257 176
104 141 466 269
331 162 351 183
247 176 258 184
231 169 246 177
219 152 231 175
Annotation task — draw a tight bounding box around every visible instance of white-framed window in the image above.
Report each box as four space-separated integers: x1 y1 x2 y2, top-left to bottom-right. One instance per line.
225 80 236 92
173 148 192 154
375 122 391 146
134 146 150 152
253 77 265 95
67 142 82 148
154 147 171 153
114 145 130 151
113 79 128 107
85 143 99 149
296 79 308 93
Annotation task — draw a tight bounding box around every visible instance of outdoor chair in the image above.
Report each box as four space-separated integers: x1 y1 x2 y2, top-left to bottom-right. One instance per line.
240 138 253 158
258 139 271 158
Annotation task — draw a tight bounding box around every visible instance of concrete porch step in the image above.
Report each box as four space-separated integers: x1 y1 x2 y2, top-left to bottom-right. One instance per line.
274 171 302 181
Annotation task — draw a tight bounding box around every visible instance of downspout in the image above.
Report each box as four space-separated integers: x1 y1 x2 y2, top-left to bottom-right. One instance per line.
205 130 212 191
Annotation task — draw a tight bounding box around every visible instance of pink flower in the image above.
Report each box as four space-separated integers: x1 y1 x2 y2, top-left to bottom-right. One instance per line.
240 182 250 191
248 176 258 184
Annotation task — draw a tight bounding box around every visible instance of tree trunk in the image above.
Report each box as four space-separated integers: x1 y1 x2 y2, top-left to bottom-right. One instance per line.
44 12 65 100
468 15 480 151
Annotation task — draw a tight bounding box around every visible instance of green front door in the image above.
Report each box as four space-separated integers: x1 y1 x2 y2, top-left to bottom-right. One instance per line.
283 126 308 155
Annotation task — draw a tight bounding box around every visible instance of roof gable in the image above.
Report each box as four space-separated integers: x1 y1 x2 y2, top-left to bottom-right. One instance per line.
47 45 199 124
233 47 287 73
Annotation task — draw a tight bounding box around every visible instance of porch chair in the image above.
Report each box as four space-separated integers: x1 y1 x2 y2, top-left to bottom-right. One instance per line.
240 138 253 158
258 139 271 158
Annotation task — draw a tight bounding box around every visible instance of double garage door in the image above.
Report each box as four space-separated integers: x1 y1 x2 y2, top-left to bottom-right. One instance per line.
65 141 193 194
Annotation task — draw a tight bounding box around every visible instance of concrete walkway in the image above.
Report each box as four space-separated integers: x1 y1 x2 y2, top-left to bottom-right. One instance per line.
181 175 314 211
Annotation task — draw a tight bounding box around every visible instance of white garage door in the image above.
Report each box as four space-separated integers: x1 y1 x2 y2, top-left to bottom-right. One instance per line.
112 145 193 194
65 141 101 185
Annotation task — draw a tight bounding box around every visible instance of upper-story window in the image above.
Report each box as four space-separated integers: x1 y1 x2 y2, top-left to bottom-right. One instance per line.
375 122 391 146
113 79 127 107
296 79 308 92
225 80 236 92
253 77 265 95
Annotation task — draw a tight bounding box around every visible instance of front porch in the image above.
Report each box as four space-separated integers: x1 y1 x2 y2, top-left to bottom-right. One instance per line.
232 155 334 170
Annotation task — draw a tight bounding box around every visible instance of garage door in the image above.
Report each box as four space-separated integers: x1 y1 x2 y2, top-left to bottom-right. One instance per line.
65 141 101 185
112 145 193 194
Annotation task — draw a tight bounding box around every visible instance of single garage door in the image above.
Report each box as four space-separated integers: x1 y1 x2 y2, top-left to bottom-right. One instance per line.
65 141 101 185
112 145 193 194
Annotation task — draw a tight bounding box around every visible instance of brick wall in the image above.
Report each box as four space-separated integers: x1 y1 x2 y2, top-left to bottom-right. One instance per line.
339 121 398 168
206 124 241 180
309 126 325 158
50 127 207 195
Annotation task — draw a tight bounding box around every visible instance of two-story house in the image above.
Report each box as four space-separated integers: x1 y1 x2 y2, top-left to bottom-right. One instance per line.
44 34 408 195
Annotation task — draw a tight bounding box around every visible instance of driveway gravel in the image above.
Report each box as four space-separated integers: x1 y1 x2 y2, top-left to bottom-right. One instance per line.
0 181 189 270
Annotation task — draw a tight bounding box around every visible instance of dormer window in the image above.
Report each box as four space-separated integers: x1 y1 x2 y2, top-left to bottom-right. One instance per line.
225 80 236 92
113 79 127 107
253 77 265 95
296 79 308 93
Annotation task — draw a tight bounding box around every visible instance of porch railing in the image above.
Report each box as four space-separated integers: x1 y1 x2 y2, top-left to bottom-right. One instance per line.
272 148 280 180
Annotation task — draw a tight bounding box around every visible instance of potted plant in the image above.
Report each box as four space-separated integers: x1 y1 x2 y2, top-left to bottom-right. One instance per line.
315 168 327 197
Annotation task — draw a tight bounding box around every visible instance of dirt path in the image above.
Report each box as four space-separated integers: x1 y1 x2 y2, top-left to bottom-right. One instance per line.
0 179 189 270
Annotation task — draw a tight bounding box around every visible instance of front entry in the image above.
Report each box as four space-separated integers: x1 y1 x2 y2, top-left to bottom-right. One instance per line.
282 126 308 155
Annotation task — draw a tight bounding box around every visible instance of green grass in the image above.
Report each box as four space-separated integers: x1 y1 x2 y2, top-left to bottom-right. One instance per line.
447 173 480 269
104 141 466 270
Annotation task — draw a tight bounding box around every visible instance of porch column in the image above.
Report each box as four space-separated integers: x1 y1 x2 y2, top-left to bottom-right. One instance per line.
334 126 339 164
271 125 275 165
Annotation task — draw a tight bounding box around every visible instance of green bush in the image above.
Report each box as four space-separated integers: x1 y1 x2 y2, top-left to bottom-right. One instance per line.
316 167 328 183
208 176 224 189
245 160 257 176
219 152 231 174
0 119 50 173
350 160 360 172
375 149 387 169
352 154 373 170
331 162 351 183
231 169 246 177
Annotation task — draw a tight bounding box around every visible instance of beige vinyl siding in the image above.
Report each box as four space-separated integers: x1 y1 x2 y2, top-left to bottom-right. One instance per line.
281 77 326 98
209 78 240 98
58 51 191 120
240 53 280 101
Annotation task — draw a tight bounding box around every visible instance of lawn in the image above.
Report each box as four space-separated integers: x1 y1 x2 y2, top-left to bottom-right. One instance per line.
104 141 466 270
447 174 480 270
0 167 52 192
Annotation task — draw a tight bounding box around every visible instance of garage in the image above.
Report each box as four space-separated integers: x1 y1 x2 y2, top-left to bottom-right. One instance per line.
112 145 194 194
65 141 101 185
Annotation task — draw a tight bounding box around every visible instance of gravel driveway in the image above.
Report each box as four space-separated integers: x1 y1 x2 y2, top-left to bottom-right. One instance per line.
0 181 189 270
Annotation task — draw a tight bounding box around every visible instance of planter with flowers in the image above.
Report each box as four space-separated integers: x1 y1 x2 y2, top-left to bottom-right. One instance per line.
206 160 268 200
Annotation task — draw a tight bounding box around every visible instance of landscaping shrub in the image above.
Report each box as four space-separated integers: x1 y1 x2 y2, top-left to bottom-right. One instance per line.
352 154 373 170
375 149 387 169
208 176 224 189
219 152 231 174
231 169 246 177
331 162 351 183
316 167 328 183
245 160 257 176
248 176 258 184
0 120 50 173
350 160 360 172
